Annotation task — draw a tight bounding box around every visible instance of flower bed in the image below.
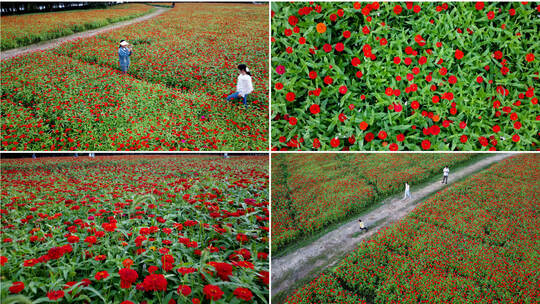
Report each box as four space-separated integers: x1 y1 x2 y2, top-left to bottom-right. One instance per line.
271 2 539 151
0 154 269 303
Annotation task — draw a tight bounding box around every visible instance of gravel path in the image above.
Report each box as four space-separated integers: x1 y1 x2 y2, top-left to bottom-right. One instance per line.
271 153 513 298
1 7 168 61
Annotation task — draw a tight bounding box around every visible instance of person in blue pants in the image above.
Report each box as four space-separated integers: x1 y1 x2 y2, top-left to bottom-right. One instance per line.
118 40 132 74
226 64 253 106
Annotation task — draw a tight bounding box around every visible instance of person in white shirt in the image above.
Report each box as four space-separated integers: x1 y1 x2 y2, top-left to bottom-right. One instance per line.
442 166 449 184
226 64 253 106
403 182 411 200
358 219 367 231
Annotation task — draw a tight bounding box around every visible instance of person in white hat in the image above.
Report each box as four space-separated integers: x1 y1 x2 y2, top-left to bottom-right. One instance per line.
118 40 132 74
226 64 253 106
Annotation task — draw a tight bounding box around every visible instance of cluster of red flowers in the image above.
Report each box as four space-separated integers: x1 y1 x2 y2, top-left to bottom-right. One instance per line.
272 2 539 151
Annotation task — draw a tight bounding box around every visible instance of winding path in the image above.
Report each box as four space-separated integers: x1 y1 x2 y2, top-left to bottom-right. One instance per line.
1 7 168 61
271 153 513 299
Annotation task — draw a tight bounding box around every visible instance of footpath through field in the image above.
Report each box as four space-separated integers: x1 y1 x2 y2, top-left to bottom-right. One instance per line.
0 7 168 61
271 153 513 299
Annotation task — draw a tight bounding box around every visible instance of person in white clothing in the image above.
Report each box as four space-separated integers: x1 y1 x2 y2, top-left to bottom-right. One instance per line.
442 166 449 184
226 64 253 106
403 182 411 200
358 219 367 231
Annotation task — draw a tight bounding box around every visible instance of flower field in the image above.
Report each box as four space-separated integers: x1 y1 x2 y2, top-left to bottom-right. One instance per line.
1 3 269 151
271 153 475 253
1 4 155 50
0 154 269 303
284 154 539 303
271 2 540 151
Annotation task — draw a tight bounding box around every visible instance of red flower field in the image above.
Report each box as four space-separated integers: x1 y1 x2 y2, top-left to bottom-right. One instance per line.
284 153 539 303
0 154 269 303
1 3 269 151
271 2 539 151
1 3 155 50
271 153 475 253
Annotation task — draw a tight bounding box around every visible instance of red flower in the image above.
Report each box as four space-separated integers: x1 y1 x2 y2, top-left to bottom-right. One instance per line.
323 76 333 85
364 132 375 142
9 281 24 294
323 43 332 53
208 261 233 281
351 57 361 66
394 5 403 15
288 15 298 26
289 117 297 126
313 138 321 149
338 113 347 122
389 143 399 151
308 71 317 79
142 274 168 292
385 87 393 96
178 285 192 296
330 137 340 148
525 53 535 62
47 290 65 301
455 49 464 60
310 104 320 114
378 131 387 140
0 256 7 266
95 271 109 281
439 67 448 76
203 284 224 301
475 2 484 10
359 121 368 130
233 287 253 301
339 85 347 94
429 125 441 136
421 139 431 150
119 268 138 289
335 42 344 52
487 11 495 20
285 92 295 102
512 134 520 142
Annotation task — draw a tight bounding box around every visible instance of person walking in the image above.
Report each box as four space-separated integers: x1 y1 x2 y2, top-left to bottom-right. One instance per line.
226 64 253 106
442 166 449 184
118 40 132 74
358 219 368 231
403 182 411 200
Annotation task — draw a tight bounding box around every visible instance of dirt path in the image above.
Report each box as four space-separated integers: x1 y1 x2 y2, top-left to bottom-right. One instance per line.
271 153 513 299
1 7 168 61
